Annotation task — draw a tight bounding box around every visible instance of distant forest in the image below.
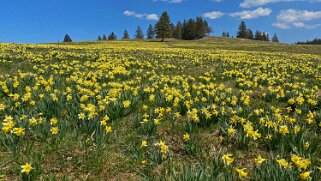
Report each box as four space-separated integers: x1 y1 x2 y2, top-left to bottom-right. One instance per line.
62 11 318 45
296 38 321 45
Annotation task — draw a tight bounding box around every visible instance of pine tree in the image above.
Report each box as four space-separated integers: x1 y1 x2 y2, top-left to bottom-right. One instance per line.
178 17 212 40
135 26 144 39
272 33 279 43
155 11 172 41
108 32 117 40
195 17 206 39
237 21 248 39
173 21 182 39
248 29 254 39
265 33 270 41
262 32 267 41
255 31 262 41
170 23 175 38
63 34 72 42
123 30 129 39
147 24 155 39
204 20 212 36
261 32 270 41
98 36 102 41
102 34 107 41
222 32 230 37
187 18 196 40
297 38 321 45
182 20 188 40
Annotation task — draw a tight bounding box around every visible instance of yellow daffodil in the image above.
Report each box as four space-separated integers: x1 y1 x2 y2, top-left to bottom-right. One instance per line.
183 133 190 141
279 125 289 135
235 168 248 178
254 156 266 164
227 127 237 136
13 127 25 137
105 126 112 133
21 163 33 175
50 127 59 135
276 159 290 169
50 118 58 125
140 140 148 148
222 154 234 166
123 100 131 108
299 171 312 180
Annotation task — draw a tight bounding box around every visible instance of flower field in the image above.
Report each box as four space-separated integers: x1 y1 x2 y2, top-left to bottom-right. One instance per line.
1 39 321 180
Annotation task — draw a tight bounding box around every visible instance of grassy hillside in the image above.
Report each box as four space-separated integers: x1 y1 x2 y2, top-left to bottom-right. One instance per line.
0 39 321 180
63 37 321 55
169 37 321 55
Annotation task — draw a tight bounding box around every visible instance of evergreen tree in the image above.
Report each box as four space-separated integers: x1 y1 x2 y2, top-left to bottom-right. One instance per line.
155 11 172 41
123 30 129 39
187 18 196 40
108 32 117 40
222 32 227 37
180 18 212 40
170 23 175 38
98 36 102 41
226 32 230 37
262 32 267 41
264 33 270 41
272 33 280 43
182 20 188 40
135 26 144 39
173 21 182 39
147 24 155 39
237 21 248 39
171 16 212 40
102 34 107 41
63 34 72 42
204 20 212 36
255 31 262 41
195 17 206 39
261 32 266 41
296 38 321 45
272 33 279 43
248 29 254 39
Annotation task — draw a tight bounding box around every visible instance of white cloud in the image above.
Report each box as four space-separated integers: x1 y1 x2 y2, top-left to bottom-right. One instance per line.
272 22 290 29
240 0 293 8
164 0 182 3
240 0 321 8
123 10 159 21
277 9 321 22
152 0 183 3
202 11 224 20
292 22 306 28
146 14 159 20
230 7 272 19
273 9 321 29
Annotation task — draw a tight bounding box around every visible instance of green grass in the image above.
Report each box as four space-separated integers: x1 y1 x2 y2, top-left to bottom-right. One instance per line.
66 37 321 55
1 38 321 180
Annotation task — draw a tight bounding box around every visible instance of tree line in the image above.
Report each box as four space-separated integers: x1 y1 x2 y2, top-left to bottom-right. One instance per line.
233 21 279 43
63 12 283 43
296 38 321 45
171 17 212 40
98 12 212 41
63 11 212 42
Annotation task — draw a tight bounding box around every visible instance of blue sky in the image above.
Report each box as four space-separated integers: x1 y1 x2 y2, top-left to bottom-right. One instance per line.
0 0 321 43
